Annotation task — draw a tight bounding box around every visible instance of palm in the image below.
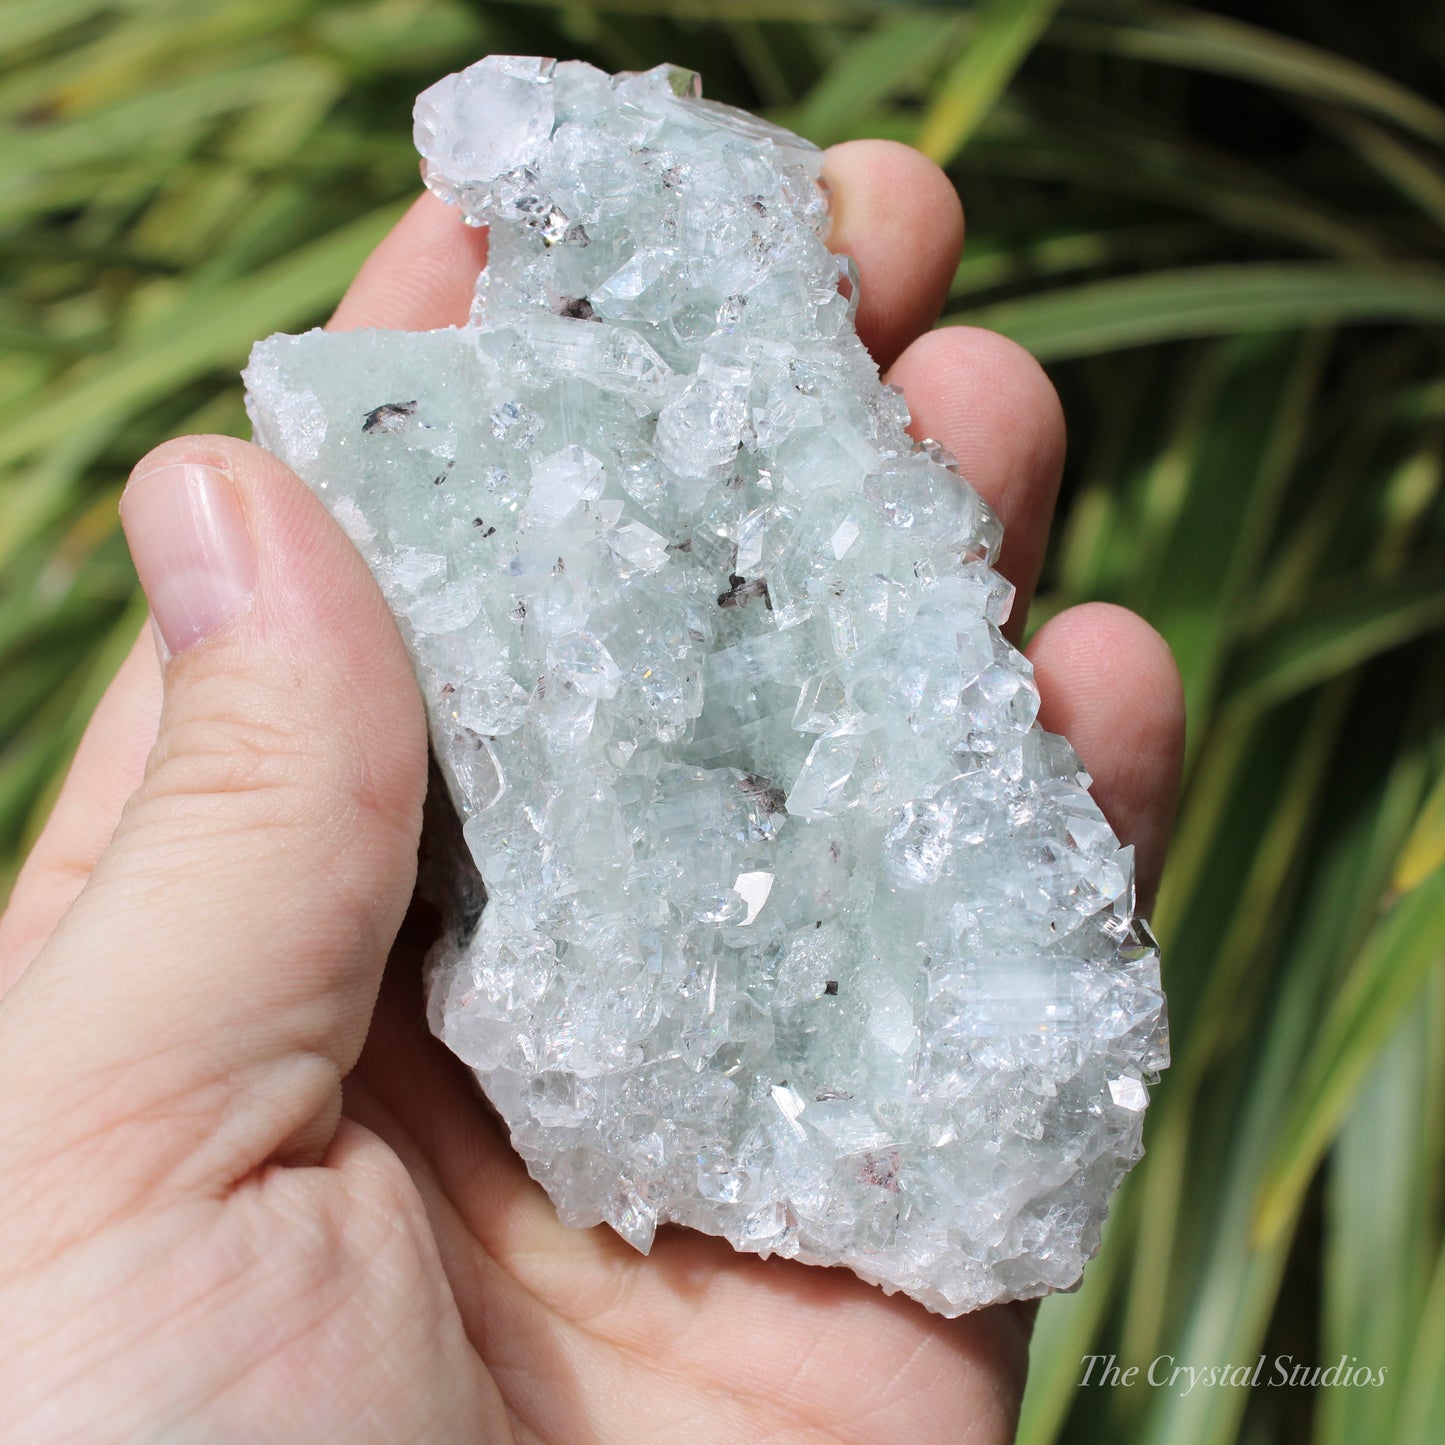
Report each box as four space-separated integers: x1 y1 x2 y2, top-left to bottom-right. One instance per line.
344 964 1030 1443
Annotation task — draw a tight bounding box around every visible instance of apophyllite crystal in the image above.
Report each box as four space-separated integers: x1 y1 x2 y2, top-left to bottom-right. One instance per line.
243 55 1168 1316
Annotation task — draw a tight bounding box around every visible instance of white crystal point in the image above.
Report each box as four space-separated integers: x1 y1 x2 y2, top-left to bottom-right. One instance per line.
414 55 557 204
243 57 1168 1317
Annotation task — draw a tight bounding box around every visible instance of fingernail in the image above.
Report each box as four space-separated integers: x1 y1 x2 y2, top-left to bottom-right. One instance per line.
121 462 256 655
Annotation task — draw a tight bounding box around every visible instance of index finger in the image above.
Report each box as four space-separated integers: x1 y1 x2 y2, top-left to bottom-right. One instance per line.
327 191 488 332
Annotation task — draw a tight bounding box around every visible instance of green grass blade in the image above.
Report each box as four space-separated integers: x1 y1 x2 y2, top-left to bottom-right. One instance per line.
0 416 121 580
1398 1227 1445 1445
792 11 963 145
958 263 1445 361
2 0 150 54
1319 1001 1435 1445
1313 107 1445 233
1253 341 1430 623
1396 755 1445 894
1048 7 1445 146
495 0 910 20
1132 334 1326 739
954 110 1392 260
1223 564 1445 716
916 0 1061 165
0 199 406 489
949 221 1213 299
724 19 794 109
1124 682 1353 1375
1253 843 1445 1248
1129 703 1422 1443
0 58 336 182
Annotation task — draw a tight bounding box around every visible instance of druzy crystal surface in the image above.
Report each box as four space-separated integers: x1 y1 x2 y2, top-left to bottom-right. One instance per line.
243 56 1167 1316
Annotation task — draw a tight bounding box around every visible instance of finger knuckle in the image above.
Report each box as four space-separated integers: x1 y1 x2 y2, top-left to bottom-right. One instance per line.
129 674 418 894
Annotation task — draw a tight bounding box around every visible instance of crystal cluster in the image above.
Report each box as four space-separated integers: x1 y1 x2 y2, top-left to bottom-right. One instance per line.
244 55 1167 1316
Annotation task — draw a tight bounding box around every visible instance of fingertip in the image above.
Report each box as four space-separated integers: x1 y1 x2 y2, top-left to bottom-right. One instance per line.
900 326 1064 475
822 140 964 369
1027 603 1185 909
329 190 488 333
886 325 1066 625
125 434 243 489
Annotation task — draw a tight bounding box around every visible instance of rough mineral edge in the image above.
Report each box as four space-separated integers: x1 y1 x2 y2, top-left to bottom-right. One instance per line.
243 55 1168 1318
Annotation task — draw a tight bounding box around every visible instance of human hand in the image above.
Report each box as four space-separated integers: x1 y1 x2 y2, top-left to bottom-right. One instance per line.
0 141 1184 1442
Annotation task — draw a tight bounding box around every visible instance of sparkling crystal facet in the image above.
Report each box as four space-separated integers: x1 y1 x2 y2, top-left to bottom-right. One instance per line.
244 55 1168 1316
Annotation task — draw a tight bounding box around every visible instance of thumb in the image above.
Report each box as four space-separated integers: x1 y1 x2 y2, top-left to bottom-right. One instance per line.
0 437 426 1240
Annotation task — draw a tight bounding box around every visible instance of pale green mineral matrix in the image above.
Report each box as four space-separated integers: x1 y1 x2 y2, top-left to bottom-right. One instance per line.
244 55 1167 1316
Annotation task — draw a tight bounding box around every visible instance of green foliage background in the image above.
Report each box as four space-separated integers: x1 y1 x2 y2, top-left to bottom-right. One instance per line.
3 2 1442 1440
